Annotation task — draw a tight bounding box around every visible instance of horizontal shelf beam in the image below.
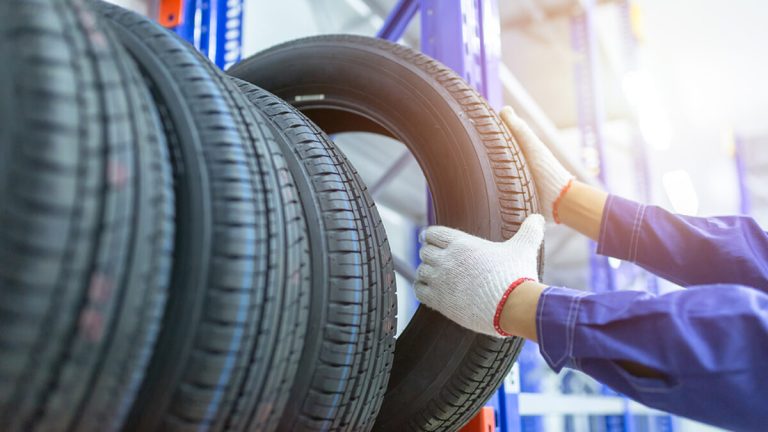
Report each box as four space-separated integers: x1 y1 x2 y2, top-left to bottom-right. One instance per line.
517 393 666 416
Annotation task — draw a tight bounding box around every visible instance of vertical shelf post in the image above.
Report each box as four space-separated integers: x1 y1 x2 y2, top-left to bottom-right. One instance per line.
164 0 242 69
214 0 243 70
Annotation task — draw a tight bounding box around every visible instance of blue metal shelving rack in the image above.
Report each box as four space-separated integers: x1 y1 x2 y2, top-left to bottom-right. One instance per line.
163 0 243 69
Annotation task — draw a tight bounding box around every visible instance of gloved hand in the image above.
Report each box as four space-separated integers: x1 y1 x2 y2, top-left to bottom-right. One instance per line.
414 214 545 337
500 106 574 223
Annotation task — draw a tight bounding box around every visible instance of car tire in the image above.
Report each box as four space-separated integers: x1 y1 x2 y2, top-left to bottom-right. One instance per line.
93 3 298 430
229 34 539 431
233 79 396 432
0 1 174 431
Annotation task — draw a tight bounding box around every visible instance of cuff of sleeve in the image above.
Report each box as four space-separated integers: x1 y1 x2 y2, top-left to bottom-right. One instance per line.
536 286 590 372
596 195 647 263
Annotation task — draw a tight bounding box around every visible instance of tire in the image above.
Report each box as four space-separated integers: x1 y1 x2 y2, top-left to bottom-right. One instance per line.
93 2 298 431
211 130 309 432
233 80 396 431
207 90 311 432
229 34 539 431
0 1 174 431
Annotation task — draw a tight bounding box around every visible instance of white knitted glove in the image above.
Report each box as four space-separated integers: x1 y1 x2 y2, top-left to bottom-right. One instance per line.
414 214 545 337
500 106 574 223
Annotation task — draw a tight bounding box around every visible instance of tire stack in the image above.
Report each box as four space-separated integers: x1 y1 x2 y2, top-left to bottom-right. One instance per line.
0 1 540 431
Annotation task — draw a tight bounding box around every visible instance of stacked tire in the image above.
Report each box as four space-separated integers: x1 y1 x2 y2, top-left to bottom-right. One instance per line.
0 2 540 431
0 1 174 430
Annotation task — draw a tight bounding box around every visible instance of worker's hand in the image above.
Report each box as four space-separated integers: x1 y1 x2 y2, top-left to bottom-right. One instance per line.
500 106 574 223
414 214 544 337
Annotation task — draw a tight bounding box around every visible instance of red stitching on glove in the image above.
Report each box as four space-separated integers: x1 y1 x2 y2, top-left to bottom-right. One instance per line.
493 277 535 337
552 178 575 224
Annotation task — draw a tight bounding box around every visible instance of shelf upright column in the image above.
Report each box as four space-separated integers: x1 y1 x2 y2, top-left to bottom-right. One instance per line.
163 0 242 69
213 0 243 69
171 0 200 47
571 1 629 431
420 0 502 109
570 0 615 295
197 0 212 57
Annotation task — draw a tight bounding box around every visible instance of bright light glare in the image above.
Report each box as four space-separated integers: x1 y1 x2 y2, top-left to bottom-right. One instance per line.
662 170 699 215
608 257 622 269
343 0 373 16
344 0 384 29
622 71 672 150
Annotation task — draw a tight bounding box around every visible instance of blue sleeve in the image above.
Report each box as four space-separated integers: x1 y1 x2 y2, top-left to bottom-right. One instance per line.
597 195 768 292
537 285 768 431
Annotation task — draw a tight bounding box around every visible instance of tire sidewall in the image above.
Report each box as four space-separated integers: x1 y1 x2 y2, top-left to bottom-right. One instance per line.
0 16 12 207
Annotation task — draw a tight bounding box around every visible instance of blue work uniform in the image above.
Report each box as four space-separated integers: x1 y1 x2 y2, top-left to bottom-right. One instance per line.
537 195 768 431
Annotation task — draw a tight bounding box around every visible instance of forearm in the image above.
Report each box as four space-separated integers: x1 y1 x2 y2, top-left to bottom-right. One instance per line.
598 194 768 290
558 181 768 290
535 284 768 431
499 280 664 379
556 180 608 241
497 280 546 341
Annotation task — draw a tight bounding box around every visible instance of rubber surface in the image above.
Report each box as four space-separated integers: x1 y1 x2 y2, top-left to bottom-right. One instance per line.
94 2 303 431
229 34 539 431
0 1 174 431
209 88 310 432
233 80 396 431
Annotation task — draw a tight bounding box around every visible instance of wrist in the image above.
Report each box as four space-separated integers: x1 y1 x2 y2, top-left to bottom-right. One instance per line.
497 280 547 340
492 278 533 336
535 164 573 222
551 178 575 224
556 181 608 241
